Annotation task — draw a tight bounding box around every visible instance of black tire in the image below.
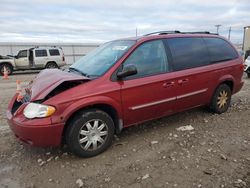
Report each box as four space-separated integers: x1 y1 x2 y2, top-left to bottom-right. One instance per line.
65 109 115 157
210 84 232 114
45 62 58 69
0 63 13 76
247 73 250 78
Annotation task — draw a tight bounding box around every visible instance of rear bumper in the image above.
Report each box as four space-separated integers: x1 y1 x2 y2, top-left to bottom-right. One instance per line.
6 95 64 147
59 61 67 67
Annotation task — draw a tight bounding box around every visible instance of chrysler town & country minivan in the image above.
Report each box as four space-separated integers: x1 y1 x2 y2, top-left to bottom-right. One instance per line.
7 31 244 157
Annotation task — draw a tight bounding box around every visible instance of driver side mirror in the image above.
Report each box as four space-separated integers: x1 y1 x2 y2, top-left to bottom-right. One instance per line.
117 64 137 79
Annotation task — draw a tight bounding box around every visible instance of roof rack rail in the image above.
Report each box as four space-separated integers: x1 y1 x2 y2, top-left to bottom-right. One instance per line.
143 31 218 36
181 31 218 35
143 30 181 36
182 31 210 34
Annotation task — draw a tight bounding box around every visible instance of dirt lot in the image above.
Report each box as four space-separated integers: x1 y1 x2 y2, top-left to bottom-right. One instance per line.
0 72 250 188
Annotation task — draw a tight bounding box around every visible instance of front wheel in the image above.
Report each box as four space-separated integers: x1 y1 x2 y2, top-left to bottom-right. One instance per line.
0 63 13 75
65 109 115 157
210 84 232 114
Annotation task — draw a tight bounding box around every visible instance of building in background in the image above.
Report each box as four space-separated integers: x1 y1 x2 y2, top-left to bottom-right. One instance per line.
243 26 250 59
0 43 99 64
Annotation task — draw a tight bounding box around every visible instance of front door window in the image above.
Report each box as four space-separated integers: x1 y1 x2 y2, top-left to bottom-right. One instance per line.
122 40 169 79
17 50 28 58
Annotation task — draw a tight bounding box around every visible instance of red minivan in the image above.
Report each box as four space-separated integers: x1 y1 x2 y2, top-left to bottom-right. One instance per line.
7 31 244 157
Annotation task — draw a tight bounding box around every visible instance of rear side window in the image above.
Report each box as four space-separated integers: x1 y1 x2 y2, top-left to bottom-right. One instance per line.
49 49 60 56
166 37 209 71
35 50 47 57
203 37 238 63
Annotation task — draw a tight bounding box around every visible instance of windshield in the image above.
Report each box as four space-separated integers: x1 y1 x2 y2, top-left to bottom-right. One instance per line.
70 40 136 77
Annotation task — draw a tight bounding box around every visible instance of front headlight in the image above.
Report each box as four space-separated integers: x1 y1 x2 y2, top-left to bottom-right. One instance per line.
23 103 56 119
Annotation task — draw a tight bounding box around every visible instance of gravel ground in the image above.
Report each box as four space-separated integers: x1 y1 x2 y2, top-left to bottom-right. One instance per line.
0 71 250 188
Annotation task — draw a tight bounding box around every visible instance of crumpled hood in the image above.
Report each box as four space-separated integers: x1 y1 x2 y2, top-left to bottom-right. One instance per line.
26 69 90 101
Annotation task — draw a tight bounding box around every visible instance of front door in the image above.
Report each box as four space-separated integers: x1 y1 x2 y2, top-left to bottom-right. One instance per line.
15 50 29 68
119 40 177 126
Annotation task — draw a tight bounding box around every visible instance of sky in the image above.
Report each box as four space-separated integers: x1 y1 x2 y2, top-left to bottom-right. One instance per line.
0 0 249 44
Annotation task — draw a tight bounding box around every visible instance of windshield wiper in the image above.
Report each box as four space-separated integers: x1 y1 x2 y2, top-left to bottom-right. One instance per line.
87 74 100 79
69 67 89 77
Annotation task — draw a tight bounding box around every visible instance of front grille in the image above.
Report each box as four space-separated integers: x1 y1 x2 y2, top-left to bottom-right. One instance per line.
11 93 31 114
11 100 22 114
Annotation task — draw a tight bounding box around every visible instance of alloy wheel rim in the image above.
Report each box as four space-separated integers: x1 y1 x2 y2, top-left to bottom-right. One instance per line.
217 90 228 108
78 119 108 151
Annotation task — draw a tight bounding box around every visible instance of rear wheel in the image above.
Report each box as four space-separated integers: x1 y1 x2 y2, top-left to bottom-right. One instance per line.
45 62 58 69
0 63 13 75
66 109 115 157
210 84 231 114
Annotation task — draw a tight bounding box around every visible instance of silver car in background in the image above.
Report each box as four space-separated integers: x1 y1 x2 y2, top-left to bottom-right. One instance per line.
244 56 250 78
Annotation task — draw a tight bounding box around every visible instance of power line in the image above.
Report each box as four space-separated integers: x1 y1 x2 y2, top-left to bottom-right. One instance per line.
215 24 222 34
228 26 232 40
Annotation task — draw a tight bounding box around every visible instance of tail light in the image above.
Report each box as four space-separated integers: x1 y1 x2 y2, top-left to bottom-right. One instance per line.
240 63 244 71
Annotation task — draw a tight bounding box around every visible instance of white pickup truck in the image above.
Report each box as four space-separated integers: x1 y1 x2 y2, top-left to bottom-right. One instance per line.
0 47 66 75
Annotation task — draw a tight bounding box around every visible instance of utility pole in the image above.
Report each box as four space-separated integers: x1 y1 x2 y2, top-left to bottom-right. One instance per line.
228 26 231 40
136 27 138 37
215 24 222 34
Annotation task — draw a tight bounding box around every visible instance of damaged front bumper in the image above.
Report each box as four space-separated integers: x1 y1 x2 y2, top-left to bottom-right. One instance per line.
6 94 64 147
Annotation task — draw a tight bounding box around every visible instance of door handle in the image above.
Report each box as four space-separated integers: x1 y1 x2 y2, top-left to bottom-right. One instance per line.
178 79 189 85
163 81 175 88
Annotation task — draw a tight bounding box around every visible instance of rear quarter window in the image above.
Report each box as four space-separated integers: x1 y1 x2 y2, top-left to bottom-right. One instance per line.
49 49 60 56
166 37 210 71
35 49 47 57
203 37 238 63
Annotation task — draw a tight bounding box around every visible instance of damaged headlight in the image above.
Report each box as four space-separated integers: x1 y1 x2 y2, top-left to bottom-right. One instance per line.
23 103 56 119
